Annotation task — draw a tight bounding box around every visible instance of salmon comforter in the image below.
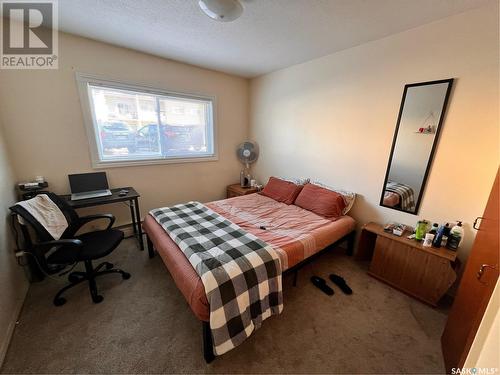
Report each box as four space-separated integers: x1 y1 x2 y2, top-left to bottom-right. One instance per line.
143 193 356 321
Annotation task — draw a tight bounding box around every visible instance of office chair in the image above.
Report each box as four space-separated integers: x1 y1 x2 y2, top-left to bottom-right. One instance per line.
10 192 130 306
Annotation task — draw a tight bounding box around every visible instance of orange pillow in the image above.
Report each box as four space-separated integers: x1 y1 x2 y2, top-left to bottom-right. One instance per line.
294 183 346 219
260 177 303 205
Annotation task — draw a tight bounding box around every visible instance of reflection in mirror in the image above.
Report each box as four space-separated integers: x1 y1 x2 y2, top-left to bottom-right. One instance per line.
381 79 453 214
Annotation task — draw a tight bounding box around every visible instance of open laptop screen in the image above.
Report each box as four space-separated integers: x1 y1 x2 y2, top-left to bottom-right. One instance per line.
69 172 109 193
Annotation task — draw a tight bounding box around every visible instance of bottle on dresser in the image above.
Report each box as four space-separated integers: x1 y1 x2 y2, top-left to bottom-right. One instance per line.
415 220 429 241
432 224 444 248
446 221 464 250
423 223 439 247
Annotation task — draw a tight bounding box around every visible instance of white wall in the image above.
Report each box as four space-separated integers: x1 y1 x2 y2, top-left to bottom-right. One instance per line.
0 32 249 226
0 117 29 365
249 2 499 262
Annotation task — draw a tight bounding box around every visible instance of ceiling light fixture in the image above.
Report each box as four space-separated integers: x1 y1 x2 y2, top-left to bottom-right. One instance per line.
198 0 243 22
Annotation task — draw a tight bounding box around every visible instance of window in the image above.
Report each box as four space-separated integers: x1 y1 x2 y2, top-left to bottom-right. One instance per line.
76 74 216 167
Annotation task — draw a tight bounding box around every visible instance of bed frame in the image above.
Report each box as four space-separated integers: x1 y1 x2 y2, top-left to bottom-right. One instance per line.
146 229 355 363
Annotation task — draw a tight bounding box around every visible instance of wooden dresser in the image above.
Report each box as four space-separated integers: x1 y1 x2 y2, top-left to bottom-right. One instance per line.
226 184 259 198
357 222 458 306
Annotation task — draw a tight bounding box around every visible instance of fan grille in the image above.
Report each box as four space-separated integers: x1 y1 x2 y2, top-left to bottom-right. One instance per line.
237 141 259 164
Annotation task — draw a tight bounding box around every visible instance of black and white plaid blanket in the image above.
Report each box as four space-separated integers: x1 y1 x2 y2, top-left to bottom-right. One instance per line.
386 181 416 211
150 202 283 356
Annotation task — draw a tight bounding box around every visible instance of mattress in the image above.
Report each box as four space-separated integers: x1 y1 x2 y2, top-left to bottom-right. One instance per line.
143 193 356 321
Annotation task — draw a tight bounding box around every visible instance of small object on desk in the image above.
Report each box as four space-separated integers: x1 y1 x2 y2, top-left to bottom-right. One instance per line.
118 189 129 197
407 233 416 240
429 222 439 235
438 223 451 247
392 224 406 236
383 222 405 236
423 232 434 247
415 220 429 241
17 181 50 200
432 223 446 248
383 222 395 233
446 221 464 250
239 170 252 188
18 181 49 191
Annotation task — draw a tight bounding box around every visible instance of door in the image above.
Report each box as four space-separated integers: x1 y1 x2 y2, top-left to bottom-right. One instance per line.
441 169 499 373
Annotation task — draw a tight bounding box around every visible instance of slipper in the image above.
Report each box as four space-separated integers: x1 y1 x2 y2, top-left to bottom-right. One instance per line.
329 274 353 295
310 276 334 296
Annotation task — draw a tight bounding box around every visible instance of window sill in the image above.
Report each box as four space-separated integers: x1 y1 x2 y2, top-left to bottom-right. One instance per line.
91 154 219 169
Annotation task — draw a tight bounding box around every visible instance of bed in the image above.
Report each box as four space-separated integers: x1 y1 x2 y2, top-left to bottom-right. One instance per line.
143 192 356 362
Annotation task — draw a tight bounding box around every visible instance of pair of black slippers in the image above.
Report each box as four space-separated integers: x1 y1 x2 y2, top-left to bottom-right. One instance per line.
311 274 352 296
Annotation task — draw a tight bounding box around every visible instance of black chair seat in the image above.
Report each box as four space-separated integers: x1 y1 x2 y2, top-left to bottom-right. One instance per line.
47 229 124 264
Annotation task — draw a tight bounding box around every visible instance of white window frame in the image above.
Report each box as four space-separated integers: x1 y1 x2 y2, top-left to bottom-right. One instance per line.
76 72 218 168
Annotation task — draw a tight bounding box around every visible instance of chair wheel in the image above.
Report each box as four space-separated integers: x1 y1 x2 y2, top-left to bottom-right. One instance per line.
122 272 131 280
105 262 114 270
54 297 66 306
92 295 104 304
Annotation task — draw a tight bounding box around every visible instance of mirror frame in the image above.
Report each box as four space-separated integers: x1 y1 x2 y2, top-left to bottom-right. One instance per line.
380 78 454 215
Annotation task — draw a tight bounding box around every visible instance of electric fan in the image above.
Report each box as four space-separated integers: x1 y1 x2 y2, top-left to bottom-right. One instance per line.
236 141 259 187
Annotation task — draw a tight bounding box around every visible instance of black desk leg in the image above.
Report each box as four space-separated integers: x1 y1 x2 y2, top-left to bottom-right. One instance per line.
134 197 144 250
130 200 138 235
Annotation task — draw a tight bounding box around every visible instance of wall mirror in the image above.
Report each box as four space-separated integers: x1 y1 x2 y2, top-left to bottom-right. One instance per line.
380 78 454 214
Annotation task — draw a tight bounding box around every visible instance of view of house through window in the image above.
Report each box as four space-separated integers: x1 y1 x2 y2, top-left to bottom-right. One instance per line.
86 83 215 164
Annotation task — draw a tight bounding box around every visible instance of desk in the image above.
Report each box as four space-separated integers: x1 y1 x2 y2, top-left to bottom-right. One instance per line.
61 187 144 250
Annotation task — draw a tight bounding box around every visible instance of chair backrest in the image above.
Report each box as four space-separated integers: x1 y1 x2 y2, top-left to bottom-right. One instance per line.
9 192 80 243
9 193 80 275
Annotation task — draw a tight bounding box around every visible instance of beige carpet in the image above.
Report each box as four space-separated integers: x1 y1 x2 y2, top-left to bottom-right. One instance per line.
1 238 448 374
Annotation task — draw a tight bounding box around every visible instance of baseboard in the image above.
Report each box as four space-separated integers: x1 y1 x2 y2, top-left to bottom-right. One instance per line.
0 294 26 368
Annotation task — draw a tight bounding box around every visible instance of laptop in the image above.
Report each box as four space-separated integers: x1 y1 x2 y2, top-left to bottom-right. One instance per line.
69 172 112 201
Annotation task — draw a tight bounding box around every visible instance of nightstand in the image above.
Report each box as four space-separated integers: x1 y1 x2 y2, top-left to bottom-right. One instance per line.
227 184 259 198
